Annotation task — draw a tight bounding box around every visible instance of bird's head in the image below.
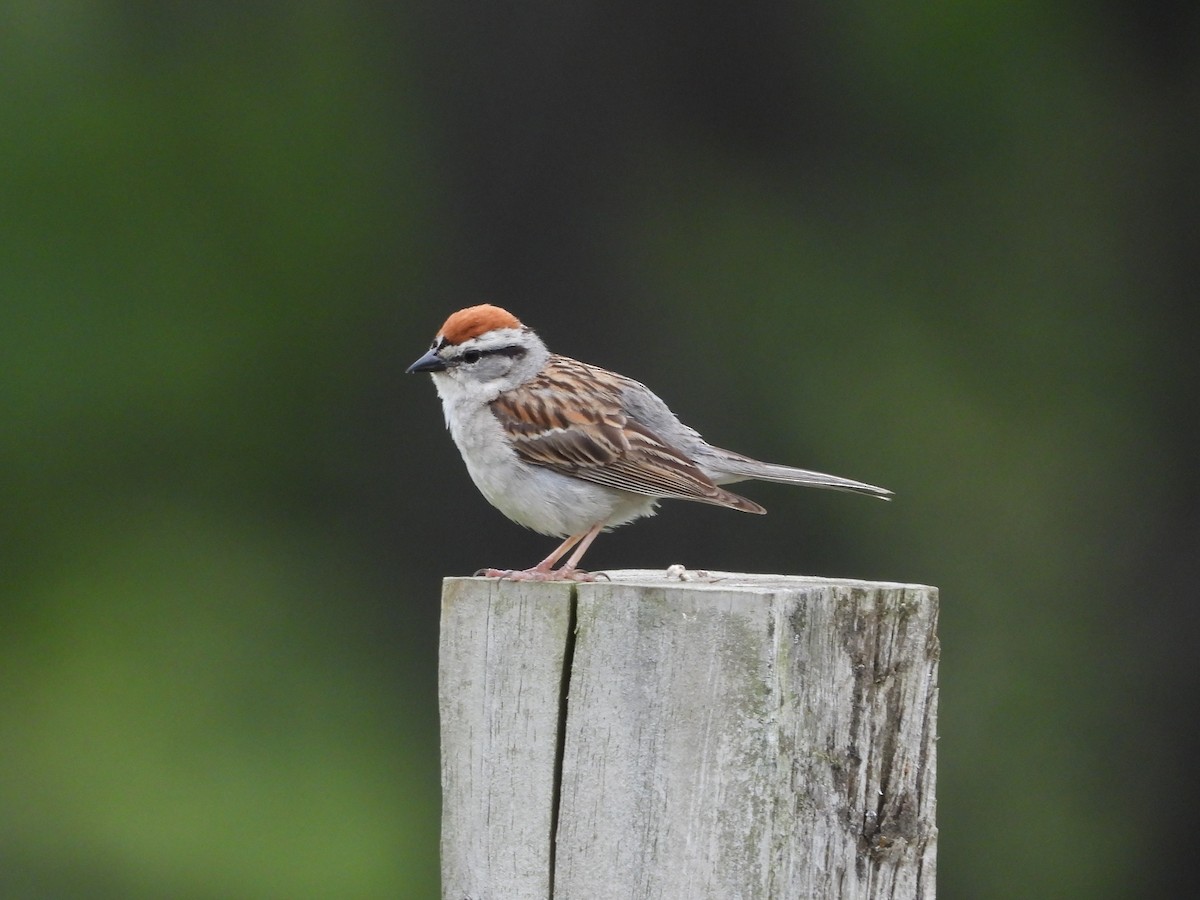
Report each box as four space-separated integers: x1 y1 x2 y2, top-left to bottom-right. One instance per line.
407 304 549 400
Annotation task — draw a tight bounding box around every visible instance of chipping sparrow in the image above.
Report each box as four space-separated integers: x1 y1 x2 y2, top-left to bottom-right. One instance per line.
408 305 891 581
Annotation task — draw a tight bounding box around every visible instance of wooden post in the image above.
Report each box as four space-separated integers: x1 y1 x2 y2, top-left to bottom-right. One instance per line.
439 571 938 900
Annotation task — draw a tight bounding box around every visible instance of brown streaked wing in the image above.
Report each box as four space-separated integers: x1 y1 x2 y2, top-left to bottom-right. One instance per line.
489 356 765 513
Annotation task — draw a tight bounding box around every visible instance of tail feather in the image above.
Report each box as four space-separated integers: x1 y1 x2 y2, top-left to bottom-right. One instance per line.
711 486 767 515
709 451 893 500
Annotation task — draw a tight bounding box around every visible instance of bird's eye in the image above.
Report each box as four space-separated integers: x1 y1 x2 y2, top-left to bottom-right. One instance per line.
461 349 482 364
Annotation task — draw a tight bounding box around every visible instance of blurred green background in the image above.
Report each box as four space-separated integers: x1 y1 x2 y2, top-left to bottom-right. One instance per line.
3 2 1196 897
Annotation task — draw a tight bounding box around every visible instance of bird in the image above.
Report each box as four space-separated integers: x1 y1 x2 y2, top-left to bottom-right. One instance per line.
407 304 891 581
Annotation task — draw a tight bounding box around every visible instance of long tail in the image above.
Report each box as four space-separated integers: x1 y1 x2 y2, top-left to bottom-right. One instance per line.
710 450 893 500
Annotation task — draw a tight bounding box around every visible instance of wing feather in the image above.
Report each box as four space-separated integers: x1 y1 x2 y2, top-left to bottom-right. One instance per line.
489 356 764 513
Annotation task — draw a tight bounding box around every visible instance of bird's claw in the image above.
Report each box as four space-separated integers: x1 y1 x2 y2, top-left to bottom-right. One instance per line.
474 567 605 583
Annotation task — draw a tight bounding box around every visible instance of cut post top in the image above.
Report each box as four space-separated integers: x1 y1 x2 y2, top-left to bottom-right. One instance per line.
444 568 935 595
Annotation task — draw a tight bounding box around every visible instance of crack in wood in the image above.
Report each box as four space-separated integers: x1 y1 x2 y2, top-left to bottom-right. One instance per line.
547 585 578 899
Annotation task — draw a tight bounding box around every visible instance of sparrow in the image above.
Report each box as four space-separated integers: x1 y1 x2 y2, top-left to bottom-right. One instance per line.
407 305 891 581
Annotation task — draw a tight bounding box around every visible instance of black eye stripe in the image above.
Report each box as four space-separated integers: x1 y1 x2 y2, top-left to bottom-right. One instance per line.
459 345 526 363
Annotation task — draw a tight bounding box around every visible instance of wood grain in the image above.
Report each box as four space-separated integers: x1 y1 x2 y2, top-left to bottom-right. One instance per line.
439 571 938 900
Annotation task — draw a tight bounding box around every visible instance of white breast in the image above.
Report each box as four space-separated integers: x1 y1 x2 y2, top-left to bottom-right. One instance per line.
435 382 658 537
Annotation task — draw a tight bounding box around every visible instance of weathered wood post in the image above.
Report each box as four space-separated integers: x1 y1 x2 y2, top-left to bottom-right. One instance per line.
439 570 938 900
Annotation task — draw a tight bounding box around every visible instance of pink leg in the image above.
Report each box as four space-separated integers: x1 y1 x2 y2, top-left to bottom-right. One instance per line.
532 532 584 571
476 522 606 582
557 521 605 574
475 531 582 580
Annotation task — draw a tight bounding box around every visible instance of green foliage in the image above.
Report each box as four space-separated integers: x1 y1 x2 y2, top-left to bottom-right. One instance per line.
2 507 437 898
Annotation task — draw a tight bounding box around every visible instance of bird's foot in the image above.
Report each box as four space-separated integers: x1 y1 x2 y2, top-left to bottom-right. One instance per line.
474 567 606 582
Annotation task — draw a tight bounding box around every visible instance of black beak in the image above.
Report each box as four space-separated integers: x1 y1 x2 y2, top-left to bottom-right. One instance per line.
406 349 448 374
